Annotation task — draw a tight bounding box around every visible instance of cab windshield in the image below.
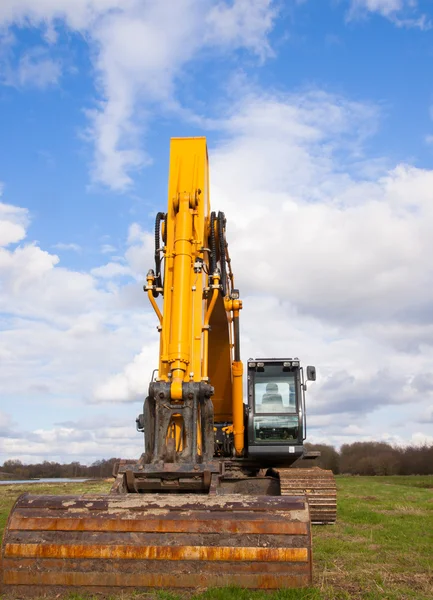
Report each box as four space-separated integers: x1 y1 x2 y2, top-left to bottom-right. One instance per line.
254 368 297 414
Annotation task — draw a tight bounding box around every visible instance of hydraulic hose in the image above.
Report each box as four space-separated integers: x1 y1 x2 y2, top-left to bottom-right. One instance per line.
217 211 227 297
153 212 166 298
209 212 217 276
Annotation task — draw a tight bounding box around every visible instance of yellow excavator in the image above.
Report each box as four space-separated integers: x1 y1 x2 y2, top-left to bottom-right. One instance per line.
1 137 336 594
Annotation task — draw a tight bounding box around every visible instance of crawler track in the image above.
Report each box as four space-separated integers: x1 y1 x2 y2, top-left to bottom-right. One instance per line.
279 467 337 524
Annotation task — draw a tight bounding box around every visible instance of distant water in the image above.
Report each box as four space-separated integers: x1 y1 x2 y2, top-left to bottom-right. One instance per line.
0 478 93 485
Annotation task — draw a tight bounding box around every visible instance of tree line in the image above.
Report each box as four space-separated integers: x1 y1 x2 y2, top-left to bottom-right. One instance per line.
1 441 433 479
0 458 119 480
304 442 433 475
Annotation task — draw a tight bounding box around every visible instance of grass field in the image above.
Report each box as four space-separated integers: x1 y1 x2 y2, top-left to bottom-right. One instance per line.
1 475 432 600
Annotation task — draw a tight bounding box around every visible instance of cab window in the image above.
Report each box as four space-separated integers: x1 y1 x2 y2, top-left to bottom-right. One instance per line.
254 374 296 414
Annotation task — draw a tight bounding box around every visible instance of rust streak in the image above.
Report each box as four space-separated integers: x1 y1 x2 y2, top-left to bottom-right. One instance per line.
1 557 310 575
3 570 311 589
8 516 308 536
5 543 309 563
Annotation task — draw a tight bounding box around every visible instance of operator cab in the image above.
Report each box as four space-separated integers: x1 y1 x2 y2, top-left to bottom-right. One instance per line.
247 358 316 467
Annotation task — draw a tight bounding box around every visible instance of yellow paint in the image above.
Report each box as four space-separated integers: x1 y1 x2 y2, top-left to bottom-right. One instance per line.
232 360 244 455
160 138 210 394
149 137 245 453
168 414 184 452
208 295 233 421
202 272 220 380
146 272 163 325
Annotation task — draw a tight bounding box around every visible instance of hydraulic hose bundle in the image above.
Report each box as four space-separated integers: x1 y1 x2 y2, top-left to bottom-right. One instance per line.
210 210 228 297
153 212 166 298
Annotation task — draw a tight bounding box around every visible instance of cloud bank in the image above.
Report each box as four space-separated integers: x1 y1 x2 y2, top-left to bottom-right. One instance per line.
2 86 433 461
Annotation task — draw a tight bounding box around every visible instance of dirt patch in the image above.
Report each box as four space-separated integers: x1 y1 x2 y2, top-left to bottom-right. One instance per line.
330 534 371 545
368 544 381 551
375 505 426 516
320 565 433 599
382 571 433 592
354 523 385 530
360 496 378 501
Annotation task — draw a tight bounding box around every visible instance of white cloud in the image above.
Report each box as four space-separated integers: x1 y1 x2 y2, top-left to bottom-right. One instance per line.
205 0 277 60
0 0 278 190
210 91 433 329
0 41 61 89
91 262 133 279
0 410 13 431
127 223 145 244
125 226 154 275
350 0 408 16
0 243 100 322
411 432 433 446
0 417 142 464
0 197 157 433
14 47 60 88
0 201 28 246
93 344 158 403
53 243 81 252
348 0 431 28
100 243 117 254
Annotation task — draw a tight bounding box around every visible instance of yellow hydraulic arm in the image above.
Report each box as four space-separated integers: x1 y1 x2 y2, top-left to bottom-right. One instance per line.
145 137 245 455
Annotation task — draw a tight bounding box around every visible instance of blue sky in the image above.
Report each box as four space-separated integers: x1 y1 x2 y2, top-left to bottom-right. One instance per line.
1 0 433 464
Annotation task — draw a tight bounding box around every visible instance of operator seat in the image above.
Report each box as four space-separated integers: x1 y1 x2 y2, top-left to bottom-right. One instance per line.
261 382 283 409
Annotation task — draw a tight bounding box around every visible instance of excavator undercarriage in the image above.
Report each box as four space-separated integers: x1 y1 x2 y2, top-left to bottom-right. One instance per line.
1 137 336 594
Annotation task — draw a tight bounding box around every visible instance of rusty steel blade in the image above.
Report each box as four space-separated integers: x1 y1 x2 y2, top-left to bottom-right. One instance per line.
1 493 313 593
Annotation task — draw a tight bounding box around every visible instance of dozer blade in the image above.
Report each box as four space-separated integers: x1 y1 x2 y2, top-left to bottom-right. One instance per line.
279 467 337 524
1 493 312 594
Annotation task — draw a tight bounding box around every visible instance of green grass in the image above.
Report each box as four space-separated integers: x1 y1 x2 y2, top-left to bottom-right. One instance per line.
1 476 432 599
0 479 110 541
314 476 433 599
